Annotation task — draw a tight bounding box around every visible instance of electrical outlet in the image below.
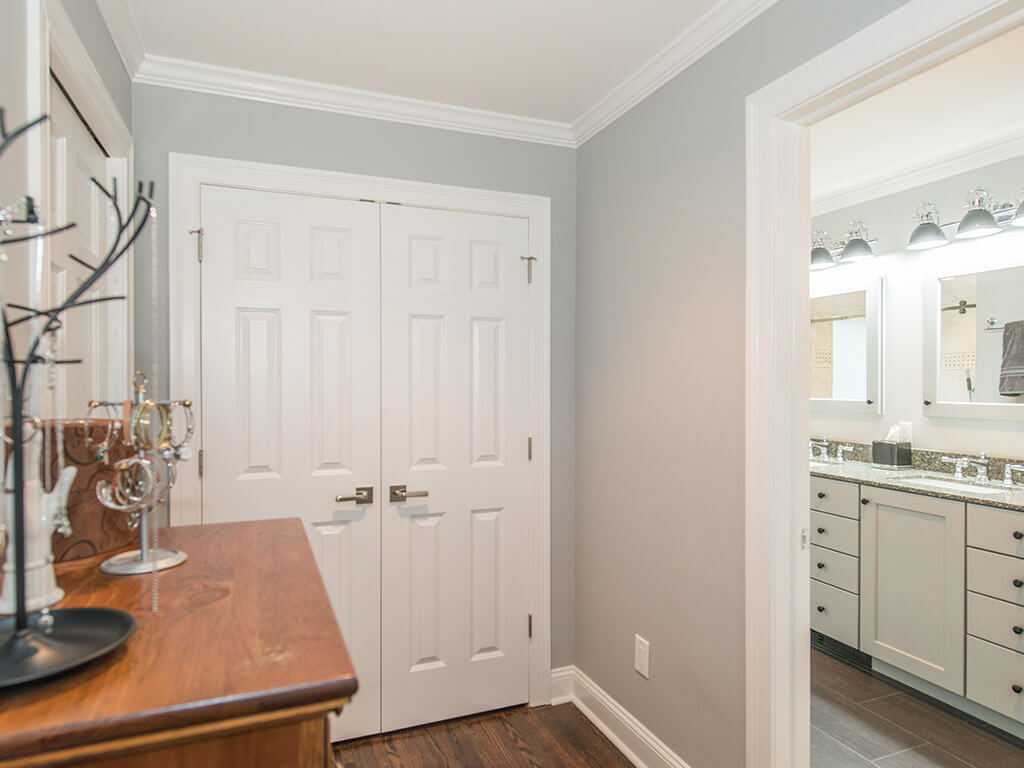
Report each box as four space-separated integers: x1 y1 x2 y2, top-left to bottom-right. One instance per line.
634 635 650 679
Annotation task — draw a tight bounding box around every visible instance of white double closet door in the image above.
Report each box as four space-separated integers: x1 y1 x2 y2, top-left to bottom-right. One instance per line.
199 185 531 740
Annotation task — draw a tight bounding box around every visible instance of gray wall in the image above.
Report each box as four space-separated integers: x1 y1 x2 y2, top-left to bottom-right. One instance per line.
574 0 906 765
61 0 131 127
131 83 577 667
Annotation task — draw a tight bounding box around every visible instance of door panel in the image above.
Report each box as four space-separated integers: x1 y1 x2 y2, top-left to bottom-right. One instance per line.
199 186 381 739
380 205 531 732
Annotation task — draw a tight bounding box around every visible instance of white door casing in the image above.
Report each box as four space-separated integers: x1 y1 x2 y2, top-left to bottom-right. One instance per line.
380 205 531 731
197 185 382 739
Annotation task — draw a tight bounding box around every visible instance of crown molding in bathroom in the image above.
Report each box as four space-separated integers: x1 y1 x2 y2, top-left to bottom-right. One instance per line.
571 0 778 145
811 130 1024 217
104 0 776 148
95 0 145 77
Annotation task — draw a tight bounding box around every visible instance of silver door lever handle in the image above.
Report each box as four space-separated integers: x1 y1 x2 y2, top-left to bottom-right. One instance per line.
336 486 373 504
389 485 428 503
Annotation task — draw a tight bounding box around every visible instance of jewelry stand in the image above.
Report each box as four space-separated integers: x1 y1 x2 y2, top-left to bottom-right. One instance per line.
100 503 187 575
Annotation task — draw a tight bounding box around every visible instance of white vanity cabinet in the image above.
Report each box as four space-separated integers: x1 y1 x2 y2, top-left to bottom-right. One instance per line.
810 476 861 647
859 487 966 694
966 503 1024 723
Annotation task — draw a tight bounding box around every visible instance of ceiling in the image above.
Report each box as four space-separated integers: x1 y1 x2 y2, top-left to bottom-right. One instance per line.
811 23 1024 213
98 0 776 145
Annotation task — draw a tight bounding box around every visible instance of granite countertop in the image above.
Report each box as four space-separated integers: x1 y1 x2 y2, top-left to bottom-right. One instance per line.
811 460 1024 513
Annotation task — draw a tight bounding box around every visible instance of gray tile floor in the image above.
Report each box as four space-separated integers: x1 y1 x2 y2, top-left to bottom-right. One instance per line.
811 650 1024 768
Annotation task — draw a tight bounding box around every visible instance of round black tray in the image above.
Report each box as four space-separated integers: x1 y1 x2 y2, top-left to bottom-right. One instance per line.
0 607 136 689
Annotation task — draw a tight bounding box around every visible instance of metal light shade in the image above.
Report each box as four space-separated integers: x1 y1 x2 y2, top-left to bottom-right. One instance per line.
907 221 948 250
810 245 836 270
1012 199 1024 228
956 207 1000 239
841 237 874 262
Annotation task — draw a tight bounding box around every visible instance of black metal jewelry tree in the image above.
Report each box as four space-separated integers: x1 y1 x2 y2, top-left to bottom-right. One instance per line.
0 106 151 688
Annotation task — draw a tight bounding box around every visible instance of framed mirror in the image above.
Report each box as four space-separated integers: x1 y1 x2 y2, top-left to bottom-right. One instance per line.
925 262 1024 420
809 277 884 414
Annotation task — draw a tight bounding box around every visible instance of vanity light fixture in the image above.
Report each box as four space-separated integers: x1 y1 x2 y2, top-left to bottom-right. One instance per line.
810 229 837 270
907 202 948 250
1012 197 1024 228
840 220 875 262
955 188 1000 239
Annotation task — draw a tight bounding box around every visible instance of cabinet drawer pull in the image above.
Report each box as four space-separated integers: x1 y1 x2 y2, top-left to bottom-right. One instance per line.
816 606 826 613
816 562 826 569
861 498 869 505
1015 579 1024 589
1014 530 1024 540
817 491 827 499
817 527 826 534
1013 684 1023 695
1013 626 1024 635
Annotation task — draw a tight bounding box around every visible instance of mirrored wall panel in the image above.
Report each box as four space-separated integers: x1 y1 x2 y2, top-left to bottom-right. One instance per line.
938 266 1024 404
811 290 868 401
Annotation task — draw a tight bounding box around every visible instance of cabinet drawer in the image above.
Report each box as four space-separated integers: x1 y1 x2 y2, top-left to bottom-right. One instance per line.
968 592 1024 654
968 548 1024 607
811 544 859 594
811 580 859 647
968 504 1024 560
811 510 859 556
966 636 1024 724
811 477 860 519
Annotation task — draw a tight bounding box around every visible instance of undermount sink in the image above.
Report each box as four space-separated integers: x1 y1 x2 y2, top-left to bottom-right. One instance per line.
906 477 1004 495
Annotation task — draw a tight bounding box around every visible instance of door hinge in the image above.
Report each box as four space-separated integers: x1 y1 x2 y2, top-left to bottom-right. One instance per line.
198 448 204 478
528 436 533 461
520 255 537 284
528 613 533 638
189 227 204 262
800 528 808 550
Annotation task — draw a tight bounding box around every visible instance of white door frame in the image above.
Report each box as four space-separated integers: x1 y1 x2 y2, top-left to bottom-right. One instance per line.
744 1 1024 766
167 152 553 707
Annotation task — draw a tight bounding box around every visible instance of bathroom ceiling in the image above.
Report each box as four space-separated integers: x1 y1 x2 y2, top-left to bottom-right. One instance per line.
112 0 727 124
811 23 1024 213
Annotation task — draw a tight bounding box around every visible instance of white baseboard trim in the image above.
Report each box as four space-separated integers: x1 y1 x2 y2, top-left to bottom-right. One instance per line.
549 666 692 768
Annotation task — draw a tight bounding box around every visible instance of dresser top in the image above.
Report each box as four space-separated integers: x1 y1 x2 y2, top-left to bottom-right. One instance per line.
0 518 358 761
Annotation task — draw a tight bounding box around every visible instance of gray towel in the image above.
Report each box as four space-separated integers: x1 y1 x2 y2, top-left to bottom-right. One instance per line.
999 320 1024 396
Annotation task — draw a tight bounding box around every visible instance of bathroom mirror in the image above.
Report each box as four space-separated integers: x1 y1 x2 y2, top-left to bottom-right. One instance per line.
809 278 883 414
924 264 1024 418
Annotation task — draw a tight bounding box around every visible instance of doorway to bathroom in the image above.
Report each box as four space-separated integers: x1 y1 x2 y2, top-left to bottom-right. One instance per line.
744 2 1024 767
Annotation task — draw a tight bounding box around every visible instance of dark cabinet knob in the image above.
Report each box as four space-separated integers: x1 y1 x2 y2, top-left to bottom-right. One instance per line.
1014 531 1024 541
1014 579 1024 589
817 492 826 499
924 400 932 406
1013 684 1023 694
817 527 826 534
816 562 826 569
866 399 874 405
816 606 826 613
1013 626 1023 635
861 498 869 505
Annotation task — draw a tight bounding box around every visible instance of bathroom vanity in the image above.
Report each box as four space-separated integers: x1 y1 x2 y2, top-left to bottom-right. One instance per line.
0 518 357 767
809 462 1024 731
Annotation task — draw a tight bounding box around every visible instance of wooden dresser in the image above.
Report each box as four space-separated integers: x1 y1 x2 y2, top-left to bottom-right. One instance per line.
0 518 358 767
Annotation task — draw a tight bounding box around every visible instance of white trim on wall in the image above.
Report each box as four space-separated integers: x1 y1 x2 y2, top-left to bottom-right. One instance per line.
745 1 1024 766
101 1 777 148
167 152 553 708
550 667 693 768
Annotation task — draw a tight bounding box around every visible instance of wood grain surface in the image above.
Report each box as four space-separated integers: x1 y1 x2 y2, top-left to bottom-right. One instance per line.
0 518 358 762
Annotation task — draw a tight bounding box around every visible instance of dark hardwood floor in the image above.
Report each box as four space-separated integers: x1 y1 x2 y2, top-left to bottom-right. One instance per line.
334 704 634 768
812 649 1024 768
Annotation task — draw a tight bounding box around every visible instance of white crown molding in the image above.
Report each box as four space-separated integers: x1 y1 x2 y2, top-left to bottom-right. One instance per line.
811 130 1024 216
95 0 144 77
135 55 577 148
551 666 693 768
572 0 778 145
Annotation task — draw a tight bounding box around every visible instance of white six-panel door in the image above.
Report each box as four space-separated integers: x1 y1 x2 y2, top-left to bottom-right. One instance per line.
198 186 382 739
380 205 531 731
196 188 533 739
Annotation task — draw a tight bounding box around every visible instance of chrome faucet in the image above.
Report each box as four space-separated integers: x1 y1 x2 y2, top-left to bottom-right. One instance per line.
941 455 971 479
1004 464 1024 488
810 438 830 462
837 445 855 464
968 452 990 484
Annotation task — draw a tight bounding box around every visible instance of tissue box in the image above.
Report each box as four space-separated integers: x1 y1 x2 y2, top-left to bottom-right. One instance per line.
872 441 912 469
